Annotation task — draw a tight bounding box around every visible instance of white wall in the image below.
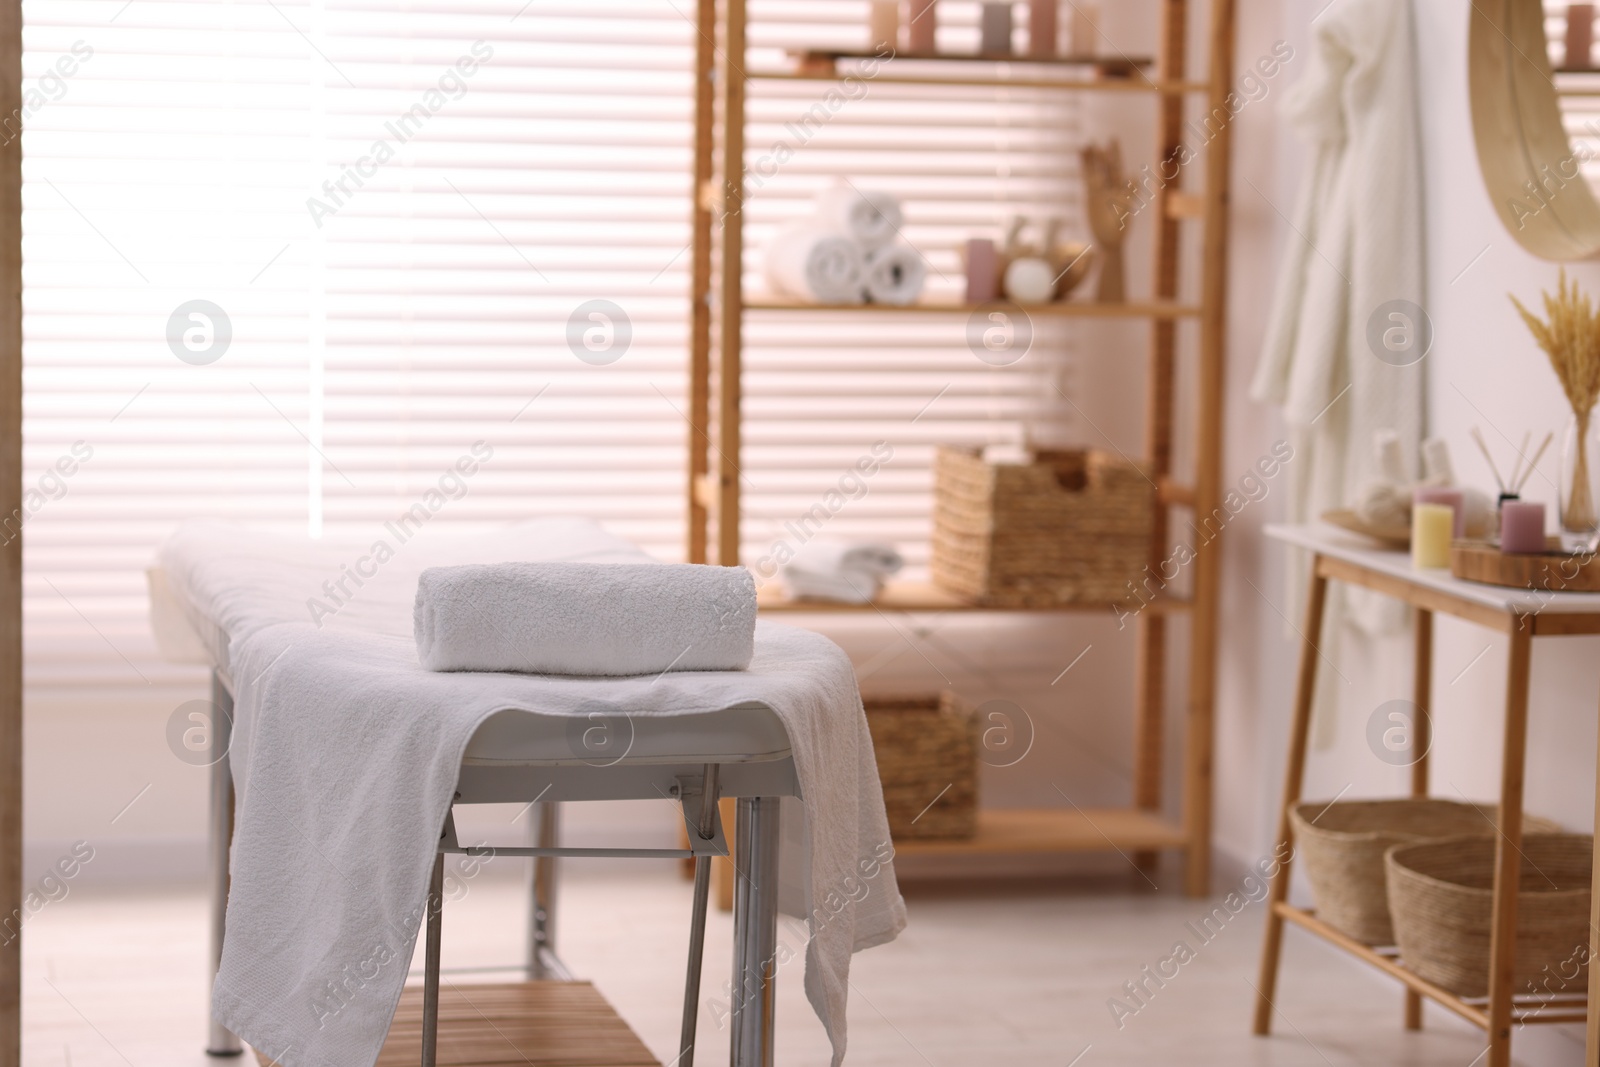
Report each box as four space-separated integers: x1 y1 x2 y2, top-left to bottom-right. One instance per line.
1215 2 1598 1062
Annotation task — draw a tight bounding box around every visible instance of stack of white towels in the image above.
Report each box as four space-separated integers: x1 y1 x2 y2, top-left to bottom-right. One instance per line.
764 185 927 306
779 538 905 605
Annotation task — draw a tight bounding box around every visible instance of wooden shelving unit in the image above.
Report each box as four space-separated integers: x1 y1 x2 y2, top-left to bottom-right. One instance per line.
687 0 1236 898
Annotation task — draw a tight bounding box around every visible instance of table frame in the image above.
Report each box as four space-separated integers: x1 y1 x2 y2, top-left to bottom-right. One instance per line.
1252 551 1600 1067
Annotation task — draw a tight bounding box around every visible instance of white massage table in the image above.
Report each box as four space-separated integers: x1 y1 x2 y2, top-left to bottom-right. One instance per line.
147 524 817 1067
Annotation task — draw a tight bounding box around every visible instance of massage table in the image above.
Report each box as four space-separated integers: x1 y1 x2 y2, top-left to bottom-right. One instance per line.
146 519 896 1067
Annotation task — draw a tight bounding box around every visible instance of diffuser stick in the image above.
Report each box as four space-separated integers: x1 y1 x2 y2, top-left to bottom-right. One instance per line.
1471 426 1507 494
1507 431 1531 491
1514 432 1555 494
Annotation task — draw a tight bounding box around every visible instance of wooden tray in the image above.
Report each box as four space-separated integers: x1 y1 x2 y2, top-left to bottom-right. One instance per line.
1450 540 1600 593
255 980 659 1067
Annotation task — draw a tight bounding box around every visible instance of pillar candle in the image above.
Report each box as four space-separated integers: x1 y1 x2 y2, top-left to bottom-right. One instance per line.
1412 503 1454 569
1070 0 1100 55
1499 501 1547 554
907 0 938 53
1028 0 1057 57
1413 486 1466 539
965 237 999 303
980 3 1012 54
869 0 899 52
1568 4 1595 69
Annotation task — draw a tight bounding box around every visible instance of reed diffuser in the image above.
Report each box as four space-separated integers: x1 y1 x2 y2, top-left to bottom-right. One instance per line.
1511 269 1600 546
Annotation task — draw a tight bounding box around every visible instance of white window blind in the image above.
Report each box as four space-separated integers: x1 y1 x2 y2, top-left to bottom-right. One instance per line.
1549 2 1600 193
737 2 1083 571
22 0 1084 694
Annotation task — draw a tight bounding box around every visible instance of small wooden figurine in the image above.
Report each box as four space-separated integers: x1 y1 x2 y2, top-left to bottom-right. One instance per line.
1081 140 1135 303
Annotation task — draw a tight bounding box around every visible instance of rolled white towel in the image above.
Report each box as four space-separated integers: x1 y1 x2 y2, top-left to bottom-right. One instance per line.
414 562 756 675
783 569 882 604
814 186 903 252
862 243 926 306
781 539 903 604
764 223 866 305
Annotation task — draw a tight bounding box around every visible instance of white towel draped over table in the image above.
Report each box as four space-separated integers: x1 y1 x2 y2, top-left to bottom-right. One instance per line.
158 518 906 1067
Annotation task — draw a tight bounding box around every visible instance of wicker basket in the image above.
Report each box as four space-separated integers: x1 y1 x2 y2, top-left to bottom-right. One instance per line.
930 446 1154 607
1386 834 1593 997
864 693 978 841
1290 799 1560 946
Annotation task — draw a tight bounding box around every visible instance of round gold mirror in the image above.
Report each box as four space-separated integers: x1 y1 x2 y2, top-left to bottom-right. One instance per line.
1471 0 1600 259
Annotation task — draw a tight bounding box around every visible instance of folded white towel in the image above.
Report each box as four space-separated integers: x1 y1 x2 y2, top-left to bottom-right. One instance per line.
414 561 756 675
862 243 926 305
764 224 866 305
814 185 904 251
781 539 904 604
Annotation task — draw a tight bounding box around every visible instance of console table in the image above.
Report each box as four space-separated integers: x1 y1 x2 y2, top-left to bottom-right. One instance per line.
1254 523 1600 1067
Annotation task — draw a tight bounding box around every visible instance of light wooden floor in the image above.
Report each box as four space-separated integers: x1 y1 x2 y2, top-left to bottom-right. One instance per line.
21 864 1529 1066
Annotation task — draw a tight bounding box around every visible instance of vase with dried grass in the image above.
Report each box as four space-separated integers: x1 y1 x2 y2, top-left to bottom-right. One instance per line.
1511 270 1600 548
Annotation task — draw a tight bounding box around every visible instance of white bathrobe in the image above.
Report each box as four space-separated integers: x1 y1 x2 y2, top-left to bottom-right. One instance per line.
1251 0 1425 735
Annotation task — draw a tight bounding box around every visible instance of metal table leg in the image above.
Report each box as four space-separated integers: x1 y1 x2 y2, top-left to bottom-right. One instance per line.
527 802 561 980
730 796 778 1067
207 672 242 1057
422 852 445 1067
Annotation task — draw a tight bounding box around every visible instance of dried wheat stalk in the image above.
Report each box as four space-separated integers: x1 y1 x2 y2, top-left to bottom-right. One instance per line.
1510 268 1600 419
1511 269 1600 530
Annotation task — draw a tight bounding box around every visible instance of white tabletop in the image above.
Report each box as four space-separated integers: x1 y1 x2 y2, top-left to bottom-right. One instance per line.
1265 523 1600 616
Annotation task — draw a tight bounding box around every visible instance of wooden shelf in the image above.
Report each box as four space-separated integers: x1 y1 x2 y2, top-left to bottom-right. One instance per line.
740 298 1203 318
787 47 1149 71
1274 903 1589 1029
758 69 1210 93
255 980 659 1067
691 0 1231 901
758 579 1191 615
757 50 1206 94
893 807 1189 857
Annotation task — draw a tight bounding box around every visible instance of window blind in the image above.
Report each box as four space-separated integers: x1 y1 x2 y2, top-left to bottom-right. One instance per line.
22 0 1085 693
1549 2 1600 191
736 2 1083 572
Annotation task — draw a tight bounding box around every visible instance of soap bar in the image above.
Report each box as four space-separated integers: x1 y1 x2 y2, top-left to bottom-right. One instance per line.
1412 503 1453 569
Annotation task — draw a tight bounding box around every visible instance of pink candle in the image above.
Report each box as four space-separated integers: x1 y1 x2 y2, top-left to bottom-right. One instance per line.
1499 501 1547 554
907 0 938 53
1413 486 1466 539
965 238 999 303
1028 0 1058 57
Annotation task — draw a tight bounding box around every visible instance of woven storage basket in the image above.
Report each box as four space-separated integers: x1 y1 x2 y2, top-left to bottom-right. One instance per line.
864 693 978 841
1386 834 1593 997
1290 799 1560 946
931 446 1154 607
